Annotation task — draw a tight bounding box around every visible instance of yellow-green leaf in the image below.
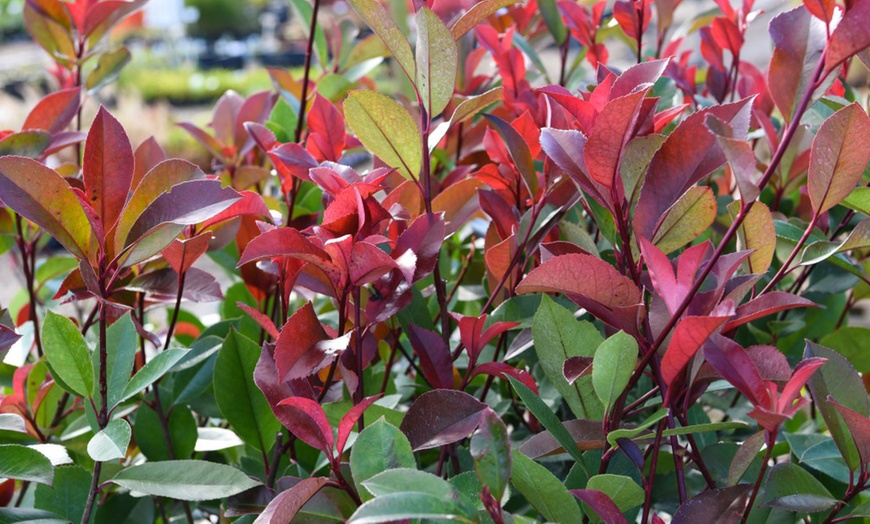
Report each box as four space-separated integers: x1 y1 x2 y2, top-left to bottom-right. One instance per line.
347 0 415 82
345 90 422 180
415 7 457 118
652 186 716 255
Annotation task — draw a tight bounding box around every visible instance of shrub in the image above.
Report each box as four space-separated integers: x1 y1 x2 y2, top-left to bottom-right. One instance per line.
2 0 870 523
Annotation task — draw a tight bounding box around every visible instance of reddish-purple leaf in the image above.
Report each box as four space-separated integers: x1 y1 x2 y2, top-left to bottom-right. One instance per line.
540 127 611 210
394 213 446 283
485 114 537 194
275 302 347 381
639 236 680 315
703 334 768 407
22 87 80 134
336 394 382 456
671 485 752 524
234 91 275 157
400 389 488 450
808 104 870 215
661 302 735 390
768 7 827 123
239 228 342 286
516 253 643 334
126 267 223 303
244 122 277 153
563 356 594 385
0 156 92 261
161 234 210 274
804 0 835 22
83 107 134 231
82 0 146 42
570 490 627 524
722 292 816 332
779 358 826 412
406 324 454 390
611 59 668 99
518 419 606 458
177 121 224 160
275 396 334 456
199 190 272 231
827 397 870 467
132 137 166 189
252 477 329 524
746 345 792 383
634 98 752 241
306 94 346 162
254 345 316 411
584 87 651 189
238 302 280 340
825 0 870 73
471 362 539 394
349 241 397 287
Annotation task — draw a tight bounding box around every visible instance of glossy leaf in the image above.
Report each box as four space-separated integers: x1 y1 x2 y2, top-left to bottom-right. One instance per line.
728 431 765 486
83 107 134 231
592 331 638 411
345 90 422 180
807 104 870 215
42 311 93 398
827 397 870 468
214 329 280 453
346 0 415 81
0 156 92 261
672 485 752 523
399 390 487 450
119 348 189 404
253 477 329 524
586 474 643 512
805 341 869 471
825 0 870 72
349 493 470 524
585 87 651 189
415 8 456 117
652 186 717 255
0 445 53 485
87 419 131 462
22 87 80 134
110 460 260 501
450 0 517 40
661 304 735 389
518 254 643 334
470 410 511 500
768 7 826 123
276 396 334 456
511 451 583 524
760 462 837 513
571 490 626 524
509 377 585 463
350 419 416 502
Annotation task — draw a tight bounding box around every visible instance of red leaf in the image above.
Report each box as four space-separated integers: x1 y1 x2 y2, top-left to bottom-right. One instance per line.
177 121 224 160
808 104 870 215
336 394 382 456
132 137 166 189
83 107 134 230
518 420 606 458
238 227 341 285
722 292 816 332
516 253 643 334
563 356 594 384
22 87 80 134
393 213 446 283
237 302 280 340
253 477 328 524
234 91 275 157
161 235 210 274
485 114 538 194
406 324 454 390
82 0 145 41
703 334 769 408
826 0 870 73
661 302 735 390
199 190 272 231
471 362 538 394
584 87 651 189
570 490 627 524
275 302 347 381
611 59 668 99
828 397 870 467
126 267 223 303
275 396 334 456
768 7 828 124
634 98 753 241
804 0 835 22
540 127 611 211
400 390 488 450
306 94 346 162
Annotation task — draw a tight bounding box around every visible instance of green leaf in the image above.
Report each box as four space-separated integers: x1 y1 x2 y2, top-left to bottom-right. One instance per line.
509 377 586 466
591 331 637 411
801 218 870 266
87 419 131 462
820 326 870 372
86 46 131 93
134 403 197 461
606 408 669 446
0 444 54 485
0 131 51 158
350 418 416 501
761 463 838 513
42 311 94 398
842 187 870 215
539 0 568 44
119 348 189 404
34 256 78 286
586 474 644 512
346 0 415 81
34 466 91 524
532 295 604 419
0 508 70 524
510 451 584 524
729 431 765 486
470 409 512 500
110 460 261 501
288 0 329 71
805 341 868 471
661 421 750 437
344 90 422 180
415 7 456 118
213 329 280 453
450 0 517 40
363 469 455 499
104 313 137 409
349 493 473 524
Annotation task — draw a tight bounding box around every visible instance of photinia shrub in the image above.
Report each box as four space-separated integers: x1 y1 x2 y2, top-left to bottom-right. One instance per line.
2 0 870 522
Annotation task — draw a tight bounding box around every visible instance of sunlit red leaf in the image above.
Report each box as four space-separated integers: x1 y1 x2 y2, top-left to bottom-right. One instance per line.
825 0 870 73
768 7 827 123
808 104 870 215
336 394 382 456
275 396 334 456
275 302 347 381
722 292 816 332
22 87 80 134
661 302 735 390
82 107 134 231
